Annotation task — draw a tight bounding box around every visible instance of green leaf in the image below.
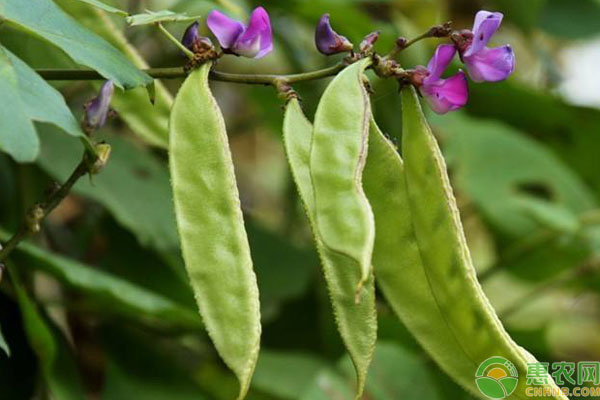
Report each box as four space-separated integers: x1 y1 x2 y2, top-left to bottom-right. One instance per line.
435 112 595 238
7 264 86 400
300 367 354 400
3 47 83 139
310 58 375 286
251 350 327 399
37 129 179 252
0 46 85 162
3 235 202 329
303 341 446 400
398 86 565 399
353 342 444 400
74 0 128 16
0 0 152 89
283 98 376 399
55 0 172 148
467 82 600 197
0 324 9 357
0 47 38 162
169 63 261 399
126 10 201 26
435 112 595 281
539 0 600 39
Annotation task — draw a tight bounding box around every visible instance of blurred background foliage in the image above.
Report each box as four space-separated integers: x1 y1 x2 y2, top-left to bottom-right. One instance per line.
1 0 600 398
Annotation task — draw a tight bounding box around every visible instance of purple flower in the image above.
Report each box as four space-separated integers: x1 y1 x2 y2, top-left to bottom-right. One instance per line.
359 31 379 53
315 14 353 55
414 44 468 114
181 21 213 55
86 80 114 130
207 7 272 59
459 10 515 82
182 21 201 51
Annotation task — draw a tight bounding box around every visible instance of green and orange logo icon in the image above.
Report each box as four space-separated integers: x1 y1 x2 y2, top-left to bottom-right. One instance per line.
475 356 519 399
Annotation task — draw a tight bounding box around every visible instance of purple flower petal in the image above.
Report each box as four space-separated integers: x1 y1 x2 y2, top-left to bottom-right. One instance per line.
425 44 457 83
359 31 379 53
464 45 515 82
421 71 468 114
464 10 503 57
232 7 273 59
207 10 244 50
86 80 114 129
182 21 200 51
315 13 353 55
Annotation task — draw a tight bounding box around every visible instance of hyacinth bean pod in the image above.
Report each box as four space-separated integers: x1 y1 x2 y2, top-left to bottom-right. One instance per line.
283 98 376 399
169 63 261 400
397 86 565 399
364 117 486 395
310 58 375 287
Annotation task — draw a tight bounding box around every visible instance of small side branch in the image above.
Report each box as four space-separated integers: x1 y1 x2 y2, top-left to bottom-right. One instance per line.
0 146 108 263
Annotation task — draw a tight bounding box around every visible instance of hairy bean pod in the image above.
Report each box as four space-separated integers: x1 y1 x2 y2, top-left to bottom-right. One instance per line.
283 98 376 399
310 58 375 286
169 63 261 399
373 86 565 399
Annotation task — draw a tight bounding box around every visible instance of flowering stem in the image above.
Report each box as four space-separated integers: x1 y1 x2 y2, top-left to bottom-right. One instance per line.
157 22 195 60
402 31 436 51
35 62 348 85
386 22 453 59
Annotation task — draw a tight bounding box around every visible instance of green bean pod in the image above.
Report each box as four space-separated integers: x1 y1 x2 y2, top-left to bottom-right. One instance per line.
310 58 375 286
283 98 376 399
371 86 564 399
169 63 260 399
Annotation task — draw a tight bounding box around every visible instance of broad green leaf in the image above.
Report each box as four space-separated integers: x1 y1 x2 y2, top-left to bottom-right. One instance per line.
0 0 152 89
169 62 261 399
283 98 376 399
2 233 202 329
0 46 85 162
0 324 9 356
127 10 201 26
251 350 327 399
514 197 580 234
435 113 595 280
467 82 600 196
3 47 83 139
37 129 179 252
55 0 172 148
74 0 128 16
397 86 565 399
435 112 595 238
310 58 375 286
0 47 38 162
7 264 86 400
